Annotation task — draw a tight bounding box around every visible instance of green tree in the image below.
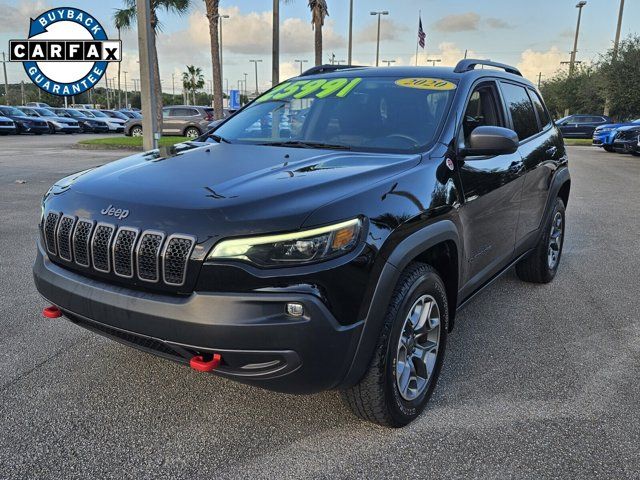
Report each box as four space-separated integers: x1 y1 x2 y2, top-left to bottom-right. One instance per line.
540 65 605 119
113 0 192 127
182 65 205 106
598 35 640 119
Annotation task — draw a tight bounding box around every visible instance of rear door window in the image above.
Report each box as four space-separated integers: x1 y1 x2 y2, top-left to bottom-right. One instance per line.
528 90 552 130
500 82 540 140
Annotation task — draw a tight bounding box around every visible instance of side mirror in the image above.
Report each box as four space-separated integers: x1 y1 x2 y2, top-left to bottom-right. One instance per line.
463 126 519 157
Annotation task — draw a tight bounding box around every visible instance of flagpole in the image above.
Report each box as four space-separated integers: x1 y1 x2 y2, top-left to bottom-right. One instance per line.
415 10 420 66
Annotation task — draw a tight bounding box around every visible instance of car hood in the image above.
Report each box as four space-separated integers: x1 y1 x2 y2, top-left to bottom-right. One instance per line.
597 122 637 131
616 125 640 132
44 143 421 241
10 115 45 123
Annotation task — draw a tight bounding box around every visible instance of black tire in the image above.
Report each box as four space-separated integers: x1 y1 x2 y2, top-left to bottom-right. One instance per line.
341 263 448 427
130 125 143 137
516 197 566 283
184 126 201 138
48 123 56 134
603 145 615 153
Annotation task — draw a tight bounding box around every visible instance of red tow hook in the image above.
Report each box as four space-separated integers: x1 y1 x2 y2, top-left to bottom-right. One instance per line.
42 305 62 318
190 353 222 372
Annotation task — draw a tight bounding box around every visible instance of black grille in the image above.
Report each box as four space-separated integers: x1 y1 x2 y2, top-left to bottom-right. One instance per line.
137 231 164 282
162 235 195 286
44 212 60 255
72 219 94 267
91 224 115 272
617 129 640 141
57 215 76 261
113 228 138 278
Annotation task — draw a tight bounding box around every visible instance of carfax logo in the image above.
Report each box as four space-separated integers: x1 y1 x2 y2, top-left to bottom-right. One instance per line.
9 7 121 96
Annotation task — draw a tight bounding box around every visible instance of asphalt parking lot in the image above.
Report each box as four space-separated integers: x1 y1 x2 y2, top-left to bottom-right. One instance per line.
1 135 639 479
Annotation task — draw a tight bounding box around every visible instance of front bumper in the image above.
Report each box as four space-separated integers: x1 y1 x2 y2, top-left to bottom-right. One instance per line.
33 242 363 394
613 139 640 153
19 124 49 134
0 125 16 134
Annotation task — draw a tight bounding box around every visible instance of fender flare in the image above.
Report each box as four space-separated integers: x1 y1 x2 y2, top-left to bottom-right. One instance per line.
340 219 461 388
538 166 571 234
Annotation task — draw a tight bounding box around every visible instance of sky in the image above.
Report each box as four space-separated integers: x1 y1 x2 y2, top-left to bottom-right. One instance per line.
1 0 638 94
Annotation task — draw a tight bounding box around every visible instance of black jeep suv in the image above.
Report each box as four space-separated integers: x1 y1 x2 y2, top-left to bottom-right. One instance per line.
34 60 570 427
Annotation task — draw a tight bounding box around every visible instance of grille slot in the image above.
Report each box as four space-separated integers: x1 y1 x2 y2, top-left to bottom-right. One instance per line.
162 235 195 286
113 227 139 278
72 219 94 267
57 215 76 261
91 223 115 273
44 212 60 255
136 231 165 283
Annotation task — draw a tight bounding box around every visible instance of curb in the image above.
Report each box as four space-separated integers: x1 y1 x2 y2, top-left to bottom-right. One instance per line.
72 142 143 152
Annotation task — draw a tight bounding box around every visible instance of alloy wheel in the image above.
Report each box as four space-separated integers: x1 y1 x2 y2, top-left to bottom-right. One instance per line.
548 211 563 269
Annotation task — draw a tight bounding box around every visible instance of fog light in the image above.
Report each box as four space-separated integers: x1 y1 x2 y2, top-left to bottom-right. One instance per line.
286 302 304 317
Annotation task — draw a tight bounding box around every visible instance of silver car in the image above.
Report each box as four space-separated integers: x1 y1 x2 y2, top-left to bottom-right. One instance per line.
17 107 81 134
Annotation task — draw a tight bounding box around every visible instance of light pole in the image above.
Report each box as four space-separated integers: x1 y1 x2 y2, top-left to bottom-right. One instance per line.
604 0 625 115
370 11 389 67
249 59 261 94
569 1 587 75
1 52 9 104
295 59 308 75
123 71 128 108
216 14 230 96
348 0 354 65
427 58 441 67
243 73 248 97
382 59 395 67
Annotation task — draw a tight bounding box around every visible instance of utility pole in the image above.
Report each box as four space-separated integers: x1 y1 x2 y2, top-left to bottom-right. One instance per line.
569 1 587 76
249 59 262 95
348 0 354 65
1 52 9 104
124 71 128 108
20 81 25 105
272 0 279 86
370 11 389 67
604 0 625 116
295 59 308 75
537 72 543 89
427 58 441 67
382 60 395 67
243 73 248 97
330 52 336 65
217 14 230 96
171 73 175 105
136 0 159 150
105 77 110 109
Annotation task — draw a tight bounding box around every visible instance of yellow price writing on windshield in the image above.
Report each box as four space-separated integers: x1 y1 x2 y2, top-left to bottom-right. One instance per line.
256 77 363 103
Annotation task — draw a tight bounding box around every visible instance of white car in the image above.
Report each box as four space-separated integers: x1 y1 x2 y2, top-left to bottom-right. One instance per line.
84 109 125 132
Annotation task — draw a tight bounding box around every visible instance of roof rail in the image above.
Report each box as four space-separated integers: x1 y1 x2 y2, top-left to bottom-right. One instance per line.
454 59 522 76
300 64 365 76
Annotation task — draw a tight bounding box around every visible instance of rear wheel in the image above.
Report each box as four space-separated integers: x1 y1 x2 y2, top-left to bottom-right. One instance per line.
341 263 448 427
48 123 55 134
130 125 143 137
516 197 565 283
603 145 615 152
184 126 201 139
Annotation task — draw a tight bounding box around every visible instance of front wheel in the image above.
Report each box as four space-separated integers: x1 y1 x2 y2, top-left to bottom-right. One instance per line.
184 126 201 139
130 125 143 137
341 263 448 427
516 197 565 283
603 145 615 153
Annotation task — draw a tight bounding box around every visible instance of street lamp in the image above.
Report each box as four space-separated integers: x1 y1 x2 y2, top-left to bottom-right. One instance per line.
370 11 389 67
569 1 587 75
295 59 308 75
382 59 395 67
243 72 248 97
249 59 262 94
427 58 441 67
216 14 230 96
123 71 128 108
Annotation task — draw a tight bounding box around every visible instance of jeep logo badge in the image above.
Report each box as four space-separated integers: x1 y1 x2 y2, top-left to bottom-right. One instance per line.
100 204 129 220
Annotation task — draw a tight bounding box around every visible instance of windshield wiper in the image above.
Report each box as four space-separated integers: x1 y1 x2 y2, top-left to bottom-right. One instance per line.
209 134 232 144
258 140 351 150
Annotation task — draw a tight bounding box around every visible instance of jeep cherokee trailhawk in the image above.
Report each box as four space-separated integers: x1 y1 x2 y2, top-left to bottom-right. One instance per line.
34 60 570 427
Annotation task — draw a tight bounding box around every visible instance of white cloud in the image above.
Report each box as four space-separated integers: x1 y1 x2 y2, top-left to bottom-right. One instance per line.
517 46 565 82
0 0 50 33
433 13 481 32
356 19 409 43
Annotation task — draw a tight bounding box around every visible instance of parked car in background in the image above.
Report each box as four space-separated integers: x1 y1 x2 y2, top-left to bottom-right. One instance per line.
26 102 52 108
0 115 16 135
593 118 640 152
124 106 214 138
612 125 640 155
118 109 143 119
206 108 238 130
100 110 131 122
0 105 49 134
556 114 612 139
17 107 81 134
51 108 110 133
83 109 124 132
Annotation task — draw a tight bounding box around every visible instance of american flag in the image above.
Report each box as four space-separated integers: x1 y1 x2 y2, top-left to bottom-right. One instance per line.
418 16 426 49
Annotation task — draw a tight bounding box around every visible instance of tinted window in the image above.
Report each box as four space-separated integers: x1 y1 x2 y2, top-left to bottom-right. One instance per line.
171 108 198 117
528 90 552 129
500 82 539 140
461 83 504 145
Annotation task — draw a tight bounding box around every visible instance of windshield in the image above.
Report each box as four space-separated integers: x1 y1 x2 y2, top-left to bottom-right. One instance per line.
0 107 23 116
65 109 85 118
213 76 457 153
34 108 55 116
89 110 108 118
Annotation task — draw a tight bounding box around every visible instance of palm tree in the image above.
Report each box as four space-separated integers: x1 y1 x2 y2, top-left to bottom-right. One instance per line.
309 0 328 66
113 0 192 127
182 65 205 105
203 0 223 119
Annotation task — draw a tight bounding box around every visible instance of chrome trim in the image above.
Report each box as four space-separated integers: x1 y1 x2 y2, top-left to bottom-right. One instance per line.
72 218 95 267
135 230 165 283
44 211 60 256
161 234 196 287
91 222 116 273
56 214 76 262
112 226 140 279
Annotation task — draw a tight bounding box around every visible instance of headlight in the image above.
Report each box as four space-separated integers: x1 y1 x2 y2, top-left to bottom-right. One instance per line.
208 218 362 267
598 127 613 133
51 120 63 128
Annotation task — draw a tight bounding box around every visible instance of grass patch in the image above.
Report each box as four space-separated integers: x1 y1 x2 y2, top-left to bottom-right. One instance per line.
78 136 189 149
563 138 593 146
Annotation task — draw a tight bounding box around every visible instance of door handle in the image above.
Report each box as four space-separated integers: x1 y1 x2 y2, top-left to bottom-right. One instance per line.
546 146 558 157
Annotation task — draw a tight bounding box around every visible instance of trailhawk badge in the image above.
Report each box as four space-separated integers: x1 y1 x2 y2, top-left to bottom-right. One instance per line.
9 7 121 97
